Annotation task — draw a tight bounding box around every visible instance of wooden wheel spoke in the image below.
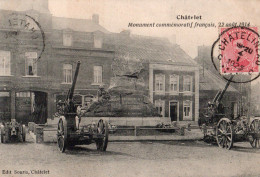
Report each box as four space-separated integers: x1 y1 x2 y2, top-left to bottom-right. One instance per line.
251 123 255 132
251 138 255 145
57 129 63 136
255 120 259 129
220 123 225 131
223 122 227 130
218 136 223 143
226 136 232 142
218 129 224 134
255 139 258 147
226 125 231 132
221 137 225 147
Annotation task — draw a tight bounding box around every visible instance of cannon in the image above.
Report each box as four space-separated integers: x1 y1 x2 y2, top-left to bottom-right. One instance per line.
199 75 260 150
1 119 26 143
56 61 109 153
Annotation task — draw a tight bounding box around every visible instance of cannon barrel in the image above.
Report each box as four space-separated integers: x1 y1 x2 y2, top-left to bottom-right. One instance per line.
214 75 234 103
212 90 222 104
67 61 81 101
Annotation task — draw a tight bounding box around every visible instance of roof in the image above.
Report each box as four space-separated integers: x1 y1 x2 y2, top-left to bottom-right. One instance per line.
52 16 110 34
200 68 238 92
110 33 197 65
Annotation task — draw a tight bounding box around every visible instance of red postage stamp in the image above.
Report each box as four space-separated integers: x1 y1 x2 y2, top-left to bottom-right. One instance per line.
219 27 259 74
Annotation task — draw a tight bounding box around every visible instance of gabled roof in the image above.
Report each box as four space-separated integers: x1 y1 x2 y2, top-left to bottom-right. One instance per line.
200 68 238 92
110 33 196 65
52 16 110 34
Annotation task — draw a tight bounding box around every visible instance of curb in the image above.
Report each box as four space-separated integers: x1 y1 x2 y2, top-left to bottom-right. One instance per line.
30 129 204 143
108 135 203 142
42 135 203 143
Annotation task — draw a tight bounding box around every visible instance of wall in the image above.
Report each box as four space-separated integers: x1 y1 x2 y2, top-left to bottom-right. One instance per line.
0 10 115 123
149 63 199 122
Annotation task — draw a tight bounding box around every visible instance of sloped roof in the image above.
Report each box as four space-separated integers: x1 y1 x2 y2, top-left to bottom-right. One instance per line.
200 68 238 92
110 33 196 65
52 16 110 34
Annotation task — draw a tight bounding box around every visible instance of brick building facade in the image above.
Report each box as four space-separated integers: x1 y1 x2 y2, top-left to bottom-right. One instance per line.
0 3 114 124
149 62 199 122
0 0 200 124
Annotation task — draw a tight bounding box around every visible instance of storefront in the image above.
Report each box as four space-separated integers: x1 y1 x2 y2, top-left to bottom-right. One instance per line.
0 91 11 122
15 91 47 124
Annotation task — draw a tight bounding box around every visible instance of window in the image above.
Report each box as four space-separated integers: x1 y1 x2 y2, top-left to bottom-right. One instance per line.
25 52 37 76
16 92 31 98
94 35 103 48
155 100 165 117
63 32 72 46
63 64 72 83
169 75 179 92
0 51 11 76
155 74 165 93
93 66 102 84
183 76 192 92
183 100 192 120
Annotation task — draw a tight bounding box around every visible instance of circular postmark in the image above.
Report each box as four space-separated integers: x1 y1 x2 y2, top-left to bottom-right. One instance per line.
211 26 260 83
5 12 45 62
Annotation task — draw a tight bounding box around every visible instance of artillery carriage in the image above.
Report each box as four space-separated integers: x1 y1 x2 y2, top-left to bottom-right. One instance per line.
198 75 260 150
56 61 109 153
1 119 26 143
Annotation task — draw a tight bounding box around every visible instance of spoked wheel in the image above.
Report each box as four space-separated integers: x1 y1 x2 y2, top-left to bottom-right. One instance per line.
96 119 109 151
1 125 5 143
57 116 68 153
216 118 233 150
249 118 260 148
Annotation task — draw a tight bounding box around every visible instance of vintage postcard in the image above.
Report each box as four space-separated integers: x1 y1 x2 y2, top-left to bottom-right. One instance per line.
0 0 259 177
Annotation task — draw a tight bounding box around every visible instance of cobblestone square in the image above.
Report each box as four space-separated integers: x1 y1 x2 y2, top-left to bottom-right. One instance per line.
0 133 259 177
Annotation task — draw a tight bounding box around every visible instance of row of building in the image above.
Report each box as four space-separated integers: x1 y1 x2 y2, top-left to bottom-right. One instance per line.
0 0 252 124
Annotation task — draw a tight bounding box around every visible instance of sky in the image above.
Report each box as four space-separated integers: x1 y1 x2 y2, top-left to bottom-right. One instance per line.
46 0 260 58
0 0 260 58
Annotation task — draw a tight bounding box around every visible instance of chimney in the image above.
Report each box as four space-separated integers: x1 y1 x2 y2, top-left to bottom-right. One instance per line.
92 14 99 24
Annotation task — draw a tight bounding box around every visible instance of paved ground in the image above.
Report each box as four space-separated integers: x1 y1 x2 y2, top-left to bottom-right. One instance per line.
0 133 259 177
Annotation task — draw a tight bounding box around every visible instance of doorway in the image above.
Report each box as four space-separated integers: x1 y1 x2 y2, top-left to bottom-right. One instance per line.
15 91 47 124
170 101 178 121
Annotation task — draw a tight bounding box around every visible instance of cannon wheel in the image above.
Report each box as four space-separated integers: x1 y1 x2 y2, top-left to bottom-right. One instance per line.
1 124 5 143
216 118 233 150
249 118 260 148
96 119 109 151
57 116 68 153
22 125 26 142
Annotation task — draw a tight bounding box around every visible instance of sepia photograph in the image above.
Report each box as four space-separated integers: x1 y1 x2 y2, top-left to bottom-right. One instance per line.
0 0 259 176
